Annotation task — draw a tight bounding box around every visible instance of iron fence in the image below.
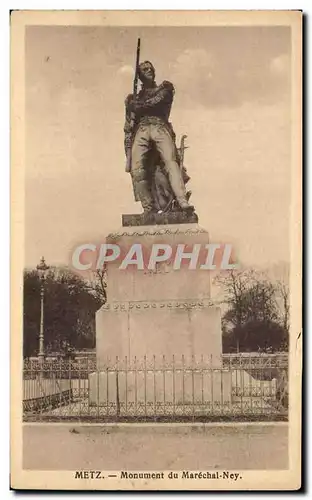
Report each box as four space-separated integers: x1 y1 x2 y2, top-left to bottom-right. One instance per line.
23 354 288 422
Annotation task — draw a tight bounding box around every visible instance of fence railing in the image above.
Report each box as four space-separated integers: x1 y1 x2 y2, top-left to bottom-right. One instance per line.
23 354 288 422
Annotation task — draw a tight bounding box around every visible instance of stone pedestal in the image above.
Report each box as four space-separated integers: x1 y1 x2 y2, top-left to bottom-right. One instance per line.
89 223 231 411
95 299 221 368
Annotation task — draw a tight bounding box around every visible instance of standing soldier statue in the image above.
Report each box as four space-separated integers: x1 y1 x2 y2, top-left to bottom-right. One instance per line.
124 39 195 219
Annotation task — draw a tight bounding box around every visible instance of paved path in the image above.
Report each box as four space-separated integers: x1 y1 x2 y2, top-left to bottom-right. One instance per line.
23 423 288 471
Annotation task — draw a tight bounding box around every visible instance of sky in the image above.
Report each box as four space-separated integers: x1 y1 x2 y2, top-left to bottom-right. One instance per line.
25 25 291 270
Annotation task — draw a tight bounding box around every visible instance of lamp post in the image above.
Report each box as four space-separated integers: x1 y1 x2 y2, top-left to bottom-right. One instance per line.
36 256 49 365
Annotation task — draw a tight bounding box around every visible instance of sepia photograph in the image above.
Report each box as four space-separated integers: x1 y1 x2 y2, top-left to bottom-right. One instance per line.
10 10 302 490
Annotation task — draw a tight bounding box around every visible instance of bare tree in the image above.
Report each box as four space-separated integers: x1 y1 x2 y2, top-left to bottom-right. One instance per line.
214 269 282 352
214 269 252 352
86 266 107 306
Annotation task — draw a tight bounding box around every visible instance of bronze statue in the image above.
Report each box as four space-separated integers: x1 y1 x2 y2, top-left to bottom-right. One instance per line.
124 41 195 218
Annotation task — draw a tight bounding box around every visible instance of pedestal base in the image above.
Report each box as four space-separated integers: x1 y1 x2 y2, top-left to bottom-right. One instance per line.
89 368 232 411
89 300 231 408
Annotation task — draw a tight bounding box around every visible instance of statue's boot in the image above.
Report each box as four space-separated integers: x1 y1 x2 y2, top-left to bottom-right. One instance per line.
136 179 158 221
179 202 195 213
167 166 195 212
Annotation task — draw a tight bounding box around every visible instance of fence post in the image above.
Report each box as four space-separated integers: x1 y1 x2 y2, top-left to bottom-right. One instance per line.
78 357 82 416
228 353 233 411
182 354 185 416
144 355 147 418
191 355 195 421
153 355 156 418
69 359 72 403
201 354 204 413
172 354 176 417
210 354 214 414
125 356 128 416
134 356 137 416
116 356 120 418
106 356 110 417
163 355 166 416
249 352 253 412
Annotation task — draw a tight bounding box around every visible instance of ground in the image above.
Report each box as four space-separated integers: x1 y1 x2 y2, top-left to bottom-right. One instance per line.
23 423 288 471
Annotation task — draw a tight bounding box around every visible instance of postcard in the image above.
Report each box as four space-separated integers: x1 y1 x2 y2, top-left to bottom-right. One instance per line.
11 10 302 490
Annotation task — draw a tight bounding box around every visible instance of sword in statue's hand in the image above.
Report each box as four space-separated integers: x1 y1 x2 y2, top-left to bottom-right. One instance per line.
179 134 189 170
